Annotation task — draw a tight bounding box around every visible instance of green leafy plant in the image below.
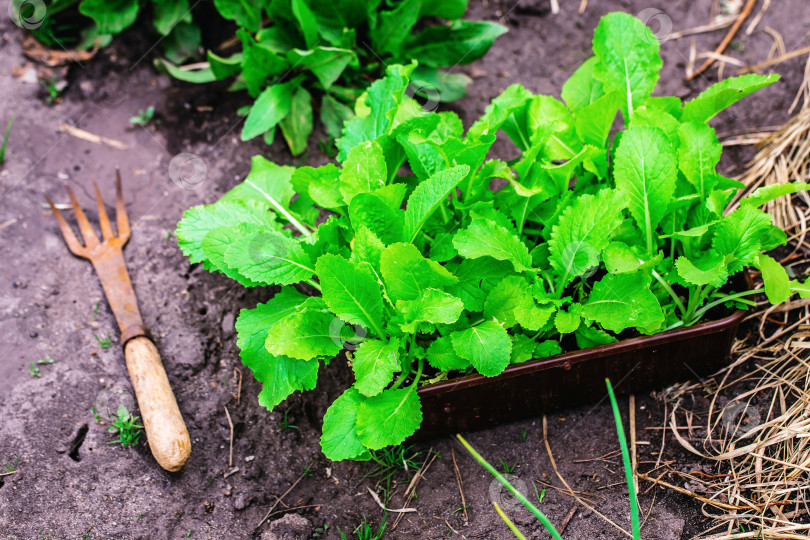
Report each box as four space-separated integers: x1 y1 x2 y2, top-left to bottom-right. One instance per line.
107 405 144 448
129 106 155 126
16 0 199 62
338 515 387 540
176 13 805 460
37 355 55 365
156 0 506 155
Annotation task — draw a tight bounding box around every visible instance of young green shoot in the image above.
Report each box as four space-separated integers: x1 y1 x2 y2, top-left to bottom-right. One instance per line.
37 355 55 365
0 113 15 166
493 501 528 540
606 379 641 539
457 434 563 540
279 409 298 431
1 456 19 475
40 75 64 105
130 106 155 126
28 362 41 378
94 333 113 349
107 405 144 448
500 458 518 475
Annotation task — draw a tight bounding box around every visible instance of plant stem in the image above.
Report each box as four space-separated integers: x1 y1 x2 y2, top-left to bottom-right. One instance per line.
304 279 321 292
493 502 528 540
456 435 563 540
651 269 686 317
605 379 641 540
245 179 312 237
685 289 760 326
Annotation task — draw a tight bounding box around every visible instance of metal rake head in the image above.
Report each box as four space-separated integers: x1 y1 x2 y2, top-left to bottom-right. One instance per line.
45 169 130 259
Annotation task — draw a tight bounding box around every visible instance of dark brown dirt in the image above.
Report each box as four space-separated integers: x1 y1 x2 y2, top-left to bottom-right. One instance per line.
1 1 807 538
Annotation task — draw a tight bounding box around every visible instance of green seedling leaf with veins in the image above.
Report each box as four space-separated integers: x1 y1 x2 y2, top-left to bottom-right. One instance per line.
175 13 796 460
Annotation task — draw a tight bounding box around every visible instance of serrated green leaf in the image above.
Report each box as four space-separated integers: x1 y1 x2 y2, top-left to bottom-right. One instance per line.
236 288 319 410
291 163 345 209
450 321 511 377
425 336 470 371
321 387 372 461
677 122 721 199
396 289 464 333
548 189 627 286
265 308 341 360
575 324 617 349
741 182 810 208
448 257 515 311
340 140 387 205
453 218 533 273
356 387 422 449
406 20 507 68
575 91 621 147
754 254 789 304
201 223 263 286
614 126 677 253
554 303 582 334
712 205 773 275
349 191 405 245
592 12 662 118
675 251 728 287
351 226 386 269
224 225 315 285
316 254 385 336
352 338 401 397
176 199 274 265
403 165 469 242
562 56 605 111
380 242 458 302
681 73 779 123
583 272 664 334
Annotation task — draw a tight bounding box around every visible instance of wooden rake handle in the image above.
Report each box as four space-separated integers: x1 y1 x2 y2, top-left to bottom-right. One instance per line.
124 337 191 471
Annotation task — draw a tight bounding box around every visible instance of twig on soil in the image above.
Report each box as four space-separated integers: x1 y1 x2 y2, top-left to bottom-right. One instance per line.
393 448 438 528
549 0 559 14
534 479 601 505
655 400 667 470
259 504 321 522
686 0 756 81
629 394 638 493
572 449 621 464
224 405 234 469
578 0 587 14
542 415 633 538
558 505 577 535
670 15 736 40
745 0 770 35
57 124 128 150
231 368 242 405
367 487 417 514
451 448 469 526
255 461 314 530
737 46 810 75
0 218 17 232
0 470 18 477
223 467 240 479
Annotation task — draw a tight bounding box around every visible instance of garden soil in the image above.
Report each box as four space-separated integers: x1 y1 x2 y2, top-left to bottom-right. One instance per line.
1 0 807 538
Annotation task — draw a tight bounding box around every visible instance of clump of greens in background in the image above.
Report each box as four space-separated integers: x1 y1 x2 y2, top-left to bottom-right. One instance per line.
176 12 804 460
156 0 506 154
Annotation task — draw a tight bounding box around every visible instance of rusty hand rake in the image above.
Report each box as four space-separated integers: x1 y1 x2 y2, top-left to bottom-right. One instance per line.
46 170 190 472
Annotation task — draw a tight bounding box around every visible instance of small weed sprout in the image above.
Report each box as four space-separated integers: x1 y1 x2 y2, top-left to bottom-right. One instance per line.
1 456 20 474
94 333 113 348
0 113 15 166
107 405 144 448
130 106 155 126
499 458 518 474
40 75 64 105
28 362 41 378
279 409 298 431
37 355 55 365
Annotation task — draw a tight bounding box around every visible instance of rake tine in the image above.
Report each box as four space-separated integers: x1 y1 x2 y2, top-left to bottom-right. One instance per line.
64 184 100 248
93 181 115 241
115 168 130 243
45 194 88 258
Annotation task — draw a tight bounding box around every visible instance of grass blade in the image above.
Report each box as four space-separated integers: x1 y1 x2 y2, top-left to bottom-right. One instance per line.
456 434 563 540
0 113 16 166
605 379 641 539
493 502 528 540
